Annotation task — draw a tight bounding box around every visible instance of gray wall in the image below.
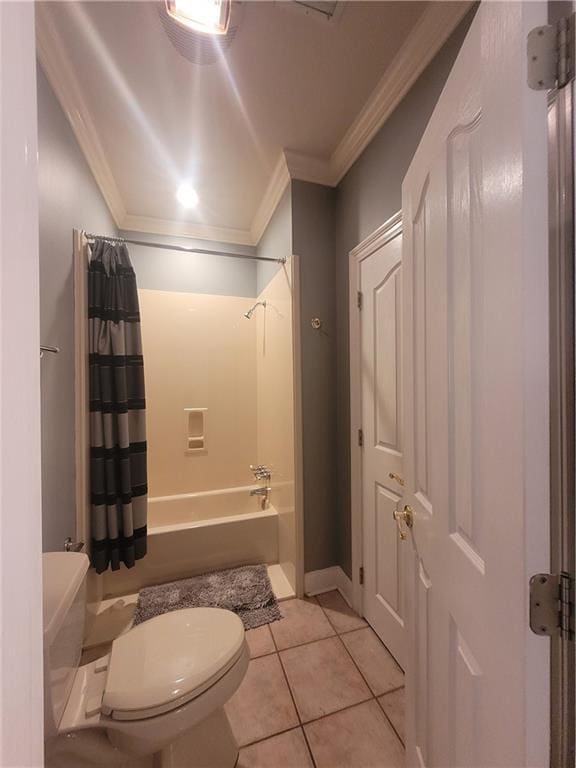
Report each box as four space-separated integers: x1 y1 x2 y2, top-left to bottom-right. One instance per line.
256 187 292 292
257 181 337 572
334 9 475 576
120 230 258 298
291 181 337 572
37 65 118 552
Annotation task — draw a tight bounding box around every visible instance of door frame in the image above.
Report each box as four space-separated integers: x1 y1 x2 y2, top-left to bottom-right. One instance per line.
349 210 402 616
547 65 576 768
0 3 44 765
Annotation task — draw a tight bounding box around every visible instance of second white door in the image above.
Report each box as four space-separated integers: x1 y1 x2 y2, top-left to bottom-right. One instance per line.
360 223 405 666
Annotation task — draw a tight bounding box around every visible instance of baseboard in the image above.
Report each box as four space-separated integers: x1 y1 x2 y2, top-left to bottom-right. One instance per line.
305 566 354 607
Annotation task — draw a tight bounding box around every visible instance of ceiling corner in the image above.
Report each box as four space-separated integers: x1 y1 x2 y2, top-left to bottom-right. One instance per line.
283 149 335 187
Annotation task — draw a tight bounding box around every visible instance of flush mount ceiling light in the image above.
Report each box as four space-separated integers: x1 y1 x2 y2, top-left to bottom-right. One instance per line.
176 182 199 209
165 0 231 35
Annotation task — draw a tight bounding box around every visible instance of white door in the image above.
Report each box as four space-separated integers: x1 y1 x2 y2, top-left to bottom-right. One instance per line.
360 226 405 666
402 3 550 766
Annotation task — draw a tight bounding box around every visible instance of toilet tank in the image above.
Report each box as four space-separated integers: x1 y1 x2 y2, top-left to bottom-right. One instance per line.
43 552 90 744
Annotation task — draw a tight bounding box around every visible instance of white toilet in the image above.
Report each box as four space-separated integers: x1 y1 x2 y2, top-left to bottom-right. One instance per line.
43 552 249 768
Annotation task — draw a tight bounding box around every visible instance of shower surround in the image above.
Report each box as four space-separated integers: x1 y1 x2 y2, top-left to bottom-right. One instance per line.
99 258 298 598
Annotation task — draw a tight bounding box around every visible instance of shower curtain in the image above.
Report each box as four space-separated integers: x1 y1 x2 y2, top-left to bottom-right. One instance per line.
88 239 148 573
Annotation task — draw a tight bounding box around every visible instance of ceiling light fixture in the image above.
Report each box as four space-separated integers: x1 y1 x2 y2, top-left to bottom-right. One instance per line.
165 0 231 36
176 182 199 209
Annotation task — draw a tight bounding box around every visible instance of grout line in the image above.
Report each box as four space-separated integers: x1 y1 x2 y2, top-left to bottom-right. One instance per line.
380 684 405 697
301 695 376 727
334 632 380 697
375 692 405 748
249 648 278 660
244 604 405 755
273 631 336 654
268 627 318 768
239 724 305 751
313 592 405 675
313 597 387 700
244 651 404 754
273 630 373 729
299 723 319 768
314 593 368 637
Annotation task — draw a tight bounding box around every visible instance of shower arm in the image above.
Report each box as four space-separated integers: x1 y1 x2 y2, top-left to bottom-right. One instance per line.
243 300 267 319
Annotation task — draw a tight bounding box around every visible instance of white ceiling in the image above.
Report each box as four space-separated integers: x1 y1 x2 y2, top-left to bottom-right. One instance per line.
37 1 471 244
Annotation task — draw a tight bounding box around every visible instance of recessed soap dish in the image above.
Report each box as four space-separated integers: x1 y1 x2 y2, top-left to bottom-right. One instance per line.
184 408 207 454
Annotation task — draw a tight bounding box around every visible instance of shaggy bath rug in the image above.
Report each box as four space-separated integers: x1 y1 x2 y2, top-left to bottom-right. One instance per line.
132 563 282 630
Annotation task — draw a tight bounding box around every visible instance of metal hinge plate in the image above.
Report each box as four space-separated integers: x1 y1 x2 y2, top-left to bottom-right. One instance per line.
528 13 575 90
358 428 363 447
529 572 574 639
359 566 364 585
357 291 363 310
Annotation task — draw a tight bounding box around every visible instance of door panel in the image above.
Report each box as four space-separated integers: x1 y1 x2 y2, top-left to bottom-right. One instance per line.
375 484 401 615
360 230 405 665
402 3 549 766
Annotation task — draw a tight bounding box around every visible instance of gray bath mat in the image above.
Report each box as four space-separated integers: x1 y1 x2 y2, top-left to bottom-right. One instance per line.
132 564 282 630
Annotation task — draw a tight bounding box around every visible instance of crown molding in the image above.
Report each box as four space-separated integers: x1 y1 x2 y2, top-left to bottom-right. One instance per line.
35 3 126 227
120 213 254 246
329 1 473 184
249 153 291 244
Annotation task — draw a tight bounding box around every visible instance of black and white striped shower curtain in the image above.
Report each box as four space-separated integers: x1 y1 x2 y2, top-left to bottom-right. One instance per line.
88 240 148 573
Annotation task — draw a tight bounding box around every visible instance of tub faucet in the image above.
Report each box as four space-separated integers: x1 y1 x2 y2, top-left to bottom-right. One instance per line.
250 486 272 509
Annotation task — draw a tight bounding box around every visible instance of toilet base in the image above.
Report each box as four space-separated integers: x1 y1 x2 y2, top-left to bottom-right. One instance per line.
158 708 239 768
45 729 154 768
46 708 238 768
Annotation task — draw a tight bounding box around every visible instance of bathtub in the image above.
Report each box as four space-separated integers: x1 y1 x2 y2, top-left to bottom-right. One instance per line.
99 485 279 598
148 485 271 530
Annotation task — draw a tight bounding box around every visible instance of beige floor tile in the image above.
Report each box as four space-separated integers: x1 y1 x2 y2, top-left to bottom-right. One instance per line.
225 654 299 747
316 590 367 633
270 597 335 650
245 624 276 658
379 688 405 744
304 699 405 768
341 627 404 696
280 636 371 722
237 728 314 768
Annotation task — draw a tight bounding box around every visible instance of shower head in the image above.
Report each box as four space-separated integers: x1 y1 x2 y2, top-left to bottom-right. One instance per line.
243 300 266 319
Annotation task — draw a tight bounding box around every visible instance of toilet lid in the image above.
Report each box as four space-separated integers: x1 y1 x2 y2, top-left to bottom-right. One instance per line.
102 607 245 721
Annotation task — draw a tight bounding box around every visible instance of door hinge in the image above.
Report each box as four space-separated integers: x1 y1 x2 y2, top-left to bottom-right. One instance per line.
358 428 363 447
359 566 364 585
357 291 363 310
528 13 576 90
529 572 574 640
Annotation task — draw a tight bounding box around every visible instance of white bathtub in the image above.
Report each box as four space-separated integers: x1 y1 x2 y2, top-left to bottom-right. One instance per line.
148 485 271 530
99 485 279 598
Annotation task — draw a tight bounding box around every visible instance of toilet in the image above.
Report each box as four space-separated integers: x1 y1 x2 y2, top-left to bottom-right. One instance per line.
43 551 249 768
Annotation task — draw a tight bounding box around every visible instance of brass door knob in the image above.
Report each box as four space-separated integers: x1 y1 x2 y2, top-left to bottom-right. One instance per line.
393 505 414 540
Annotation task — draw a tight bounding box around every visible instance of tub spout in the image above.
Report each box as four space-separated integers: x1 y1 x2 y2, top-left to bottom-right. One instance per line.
250 486 271 509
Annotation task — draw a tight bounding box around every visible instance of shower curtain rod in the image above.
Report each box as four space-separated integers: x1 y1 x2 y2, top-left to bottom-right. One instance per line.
84 233 286 264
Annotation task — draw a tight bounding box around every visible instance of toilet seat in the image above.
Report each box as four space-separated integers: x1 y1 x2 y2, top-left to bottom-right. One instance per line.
102 608 246 721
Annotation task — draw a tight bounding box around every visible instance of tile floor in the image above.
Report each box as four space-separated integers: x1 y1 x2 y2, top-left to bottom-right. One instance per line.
228 591 405 768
